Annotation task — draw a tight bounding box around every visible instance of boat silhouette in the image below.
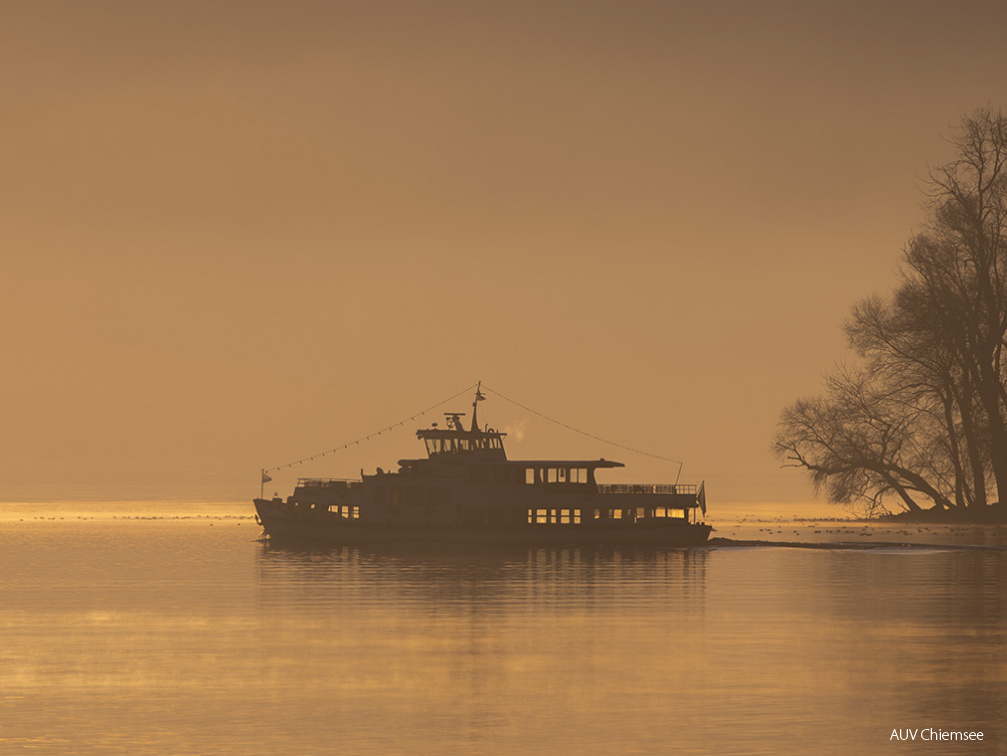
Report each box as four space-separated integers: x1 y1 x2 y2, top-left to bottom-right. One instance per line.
254 386 710 546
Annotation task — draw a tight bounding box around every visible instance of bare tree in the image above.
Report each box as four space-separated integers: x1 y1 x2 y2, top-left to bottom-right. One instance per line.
776 107 1007 516
774 364 954 514
919 107 1007 503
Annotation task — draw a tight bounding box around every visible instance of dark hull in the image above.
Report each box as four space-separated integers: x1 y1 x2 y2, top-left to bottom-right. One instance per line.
254 499 712 548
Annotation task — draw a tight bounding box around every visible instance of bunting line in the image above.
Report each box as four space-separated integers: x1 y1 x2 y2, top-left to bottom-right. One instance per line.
265 382 480 474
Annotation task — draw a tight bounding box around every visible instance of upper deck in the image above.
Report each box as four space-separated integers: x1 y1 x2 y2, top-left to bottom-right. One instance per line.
415 394 508 460
416 426 507 459
407 392 631 483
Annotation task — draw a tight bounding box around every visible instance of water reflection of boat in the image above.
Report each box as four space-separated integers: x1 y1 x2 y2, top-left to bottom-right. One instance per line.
254 386 711 547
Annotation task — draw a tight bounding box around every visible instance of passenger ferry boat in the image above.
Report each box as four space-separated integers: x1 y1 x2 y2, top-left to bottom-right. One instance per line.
254 388 711 547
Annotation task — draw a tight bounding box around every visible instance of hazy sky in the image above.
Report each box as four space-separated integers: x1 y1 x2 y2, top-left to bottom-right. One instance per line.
3 1 1006 504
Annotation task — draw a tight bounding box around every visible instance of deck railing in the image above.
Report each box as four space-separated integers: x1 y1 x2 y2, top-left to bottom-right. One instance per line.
596 483 697 495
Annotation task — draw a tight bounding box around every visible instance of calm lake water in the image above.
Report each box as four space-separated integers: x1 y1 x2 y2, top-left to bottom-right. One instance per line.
1 502 1005 755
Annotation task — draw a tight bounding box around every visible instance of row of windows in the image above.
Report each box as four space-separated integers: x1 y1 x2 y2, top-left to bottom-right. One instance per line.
333 505 360 519
527 507 687 524
526 468 589 484
425 436 505 455
464 467 593 485
530 508 583 524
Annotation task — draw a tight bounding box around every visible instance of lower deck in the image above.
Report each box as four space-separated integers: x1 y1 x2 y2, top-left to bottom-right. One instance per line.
255 493 712 547
254 497 712 547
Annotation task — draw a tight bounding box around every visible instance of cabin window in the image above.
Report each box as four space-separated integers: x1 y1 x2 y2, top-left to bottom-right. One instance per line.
527 508 583 525
557 509 582 524
547 468 557 483
337 505 359 519
610 509 622 519
525 469 536 485
653 507 686 519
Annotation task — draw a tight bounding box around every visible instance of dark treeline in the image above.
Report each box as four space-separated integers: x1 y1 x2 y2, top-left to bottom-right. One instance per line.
775 107 1007 517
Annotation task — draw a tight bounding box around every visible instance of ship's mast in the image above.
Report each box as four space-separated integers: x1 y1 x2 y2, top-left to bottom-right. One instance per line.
470 381 485 432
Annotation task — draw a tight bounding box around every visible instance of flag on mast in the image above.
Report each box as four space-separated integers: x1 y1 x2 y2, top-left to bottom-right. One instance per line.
261 470 272 484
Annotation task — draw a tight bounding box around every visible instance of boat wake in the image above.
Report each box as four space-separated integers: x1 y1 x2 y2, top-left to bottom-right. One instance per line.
706 537 1007 552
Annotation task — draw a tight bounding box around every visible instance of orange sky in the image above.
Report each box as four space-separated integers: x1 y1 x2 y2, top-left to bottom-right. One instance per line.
2 1 1006 505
